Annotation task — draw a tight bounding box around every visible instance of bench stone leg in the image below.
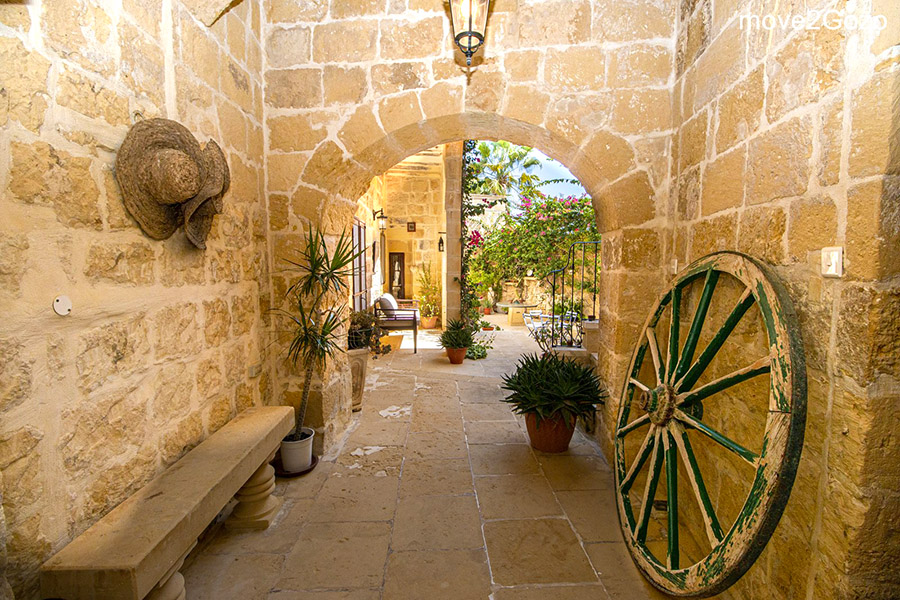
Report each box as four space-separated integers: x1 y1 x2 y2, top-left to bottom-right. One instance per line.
225 452 282 530
146 542 194 600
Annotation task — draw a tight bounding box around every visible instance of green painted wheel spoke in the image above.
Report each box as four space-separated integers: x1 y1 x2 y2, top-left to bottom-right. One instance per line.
677 356 771 406
621 425 657 494
675 269 719 382
635 429 664 544
666 288 681 384
645 327 664 387
664 431 679 569
675 409 758 465
617 413 651 438
671 422 724 546
676 288 755 393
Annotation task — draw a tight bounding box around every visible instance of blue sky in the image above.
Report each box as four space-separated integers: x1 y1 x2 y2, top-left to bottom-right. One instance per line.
529 149 588 199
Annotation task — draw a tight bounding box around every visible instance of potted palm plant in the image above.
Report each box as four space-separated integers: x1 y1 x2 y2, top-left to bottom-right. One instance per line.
440 319 474 365
278 226 361 474
501 353 608 453
348 310 391 412
416 264 442 329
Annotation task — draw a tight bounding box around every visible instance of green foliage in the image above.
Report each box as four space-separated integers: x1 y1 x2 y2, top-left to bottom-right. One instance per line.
415 263 442 318
278 225 363 439
440 318 474 349
469 193 598 287
348 310 391 357
501 353 608 426
466 334 494 360
469 140 541 200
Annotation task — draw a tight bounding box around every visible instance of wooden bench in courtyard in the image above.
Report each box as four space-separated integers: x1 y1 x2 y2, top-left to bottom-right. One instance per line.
40 406 294 600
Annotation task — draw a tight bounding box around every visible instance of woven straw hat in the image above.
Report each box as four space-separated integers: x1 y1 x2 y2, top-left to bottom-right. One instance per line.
115 118 230 248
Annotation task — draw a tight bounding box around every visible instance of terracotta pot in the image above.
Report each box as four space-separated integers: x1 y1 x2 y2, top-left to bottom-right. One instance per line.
421 315 439 329
482 326 495 331
483 307 492 315
525 413 575 453
348 348 368 412
445 347 467 364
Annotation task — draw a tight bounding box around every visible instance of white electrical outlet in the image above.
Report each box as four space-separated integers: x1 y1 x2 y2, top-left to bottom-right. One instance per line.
821 247 843 278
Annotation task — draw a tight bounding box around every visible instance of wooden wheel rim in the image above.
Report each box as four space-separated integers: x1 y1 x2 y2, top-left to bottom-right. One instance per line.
613 251 807 597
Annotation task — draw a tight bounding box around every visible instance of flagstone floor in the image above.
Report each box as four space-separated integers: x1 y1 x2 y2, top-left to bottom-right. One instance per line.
182 315 662 599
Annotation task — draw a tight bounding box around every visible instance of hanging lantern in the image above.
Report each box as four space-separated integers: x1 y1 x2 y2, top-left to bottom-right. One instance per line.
438 236 445 252
374 209 388 231
448 0 490 66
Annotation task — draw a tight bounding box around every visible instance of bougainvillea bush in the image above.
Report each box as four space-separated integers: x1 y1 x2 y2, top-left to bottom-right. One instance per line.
469 192 598 286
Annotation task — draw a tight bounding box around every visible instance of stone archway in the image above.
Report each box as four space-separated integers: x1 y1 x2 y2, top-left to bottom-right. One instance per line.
269 108 667 459
293 110 650 238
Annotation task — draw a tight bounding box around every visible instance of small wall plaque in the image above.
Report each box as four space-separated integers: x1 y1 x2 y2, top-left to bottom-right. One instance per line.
407 222 416 232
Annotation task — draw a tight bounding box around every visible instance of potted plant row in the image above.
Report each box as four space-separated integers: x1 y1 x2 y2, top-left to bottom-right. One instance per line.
501 352 608 453
440 319 474 364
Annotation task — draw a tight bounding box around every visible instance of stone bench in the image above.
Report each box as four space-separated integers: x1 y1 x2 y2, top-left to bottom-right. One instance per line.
40 406 294 600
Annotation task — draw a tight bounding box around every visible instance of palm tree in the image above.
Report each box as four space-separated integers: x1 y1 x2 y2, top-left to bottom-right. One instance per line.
470 141 542 202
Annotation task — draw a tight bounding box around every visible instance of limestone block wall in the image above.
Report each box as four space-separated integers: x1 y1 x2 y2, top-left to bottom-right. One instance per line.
656 0 899 598
382 160 445 302
0 2 270 597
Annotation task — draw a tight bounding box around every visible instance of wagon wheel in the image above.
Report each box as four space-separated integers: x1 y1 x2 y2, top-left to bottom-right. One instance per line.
614 251 806 597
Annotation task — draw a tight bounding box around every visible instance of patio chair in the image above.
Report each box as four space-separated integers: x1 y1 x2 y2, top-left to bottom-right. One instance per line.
375 293 419 353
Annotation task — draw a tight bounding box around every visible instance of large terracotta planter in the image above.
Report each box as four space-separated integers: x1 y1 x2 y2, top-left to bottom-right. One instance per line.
348 348 368 412
445 347 467 364
525 413 575 453
421 315 439 329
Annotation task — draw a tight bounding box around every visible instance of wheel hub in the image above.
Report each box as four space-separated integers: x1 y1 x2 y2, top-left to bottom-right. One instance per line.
639 385 676 425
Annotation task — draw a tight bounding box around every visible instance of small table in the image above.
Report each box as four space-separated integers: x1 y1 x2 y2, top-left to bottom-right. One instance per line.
495 302 539 326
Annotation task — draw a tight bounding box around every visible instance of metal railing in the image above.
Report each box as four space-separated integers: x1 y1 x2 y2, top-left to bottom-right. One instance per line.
545 240 601 348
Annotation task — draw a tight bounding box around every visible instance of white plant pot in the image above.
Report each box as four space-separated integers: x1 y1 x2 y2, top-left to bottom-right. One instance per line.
281 427 315 473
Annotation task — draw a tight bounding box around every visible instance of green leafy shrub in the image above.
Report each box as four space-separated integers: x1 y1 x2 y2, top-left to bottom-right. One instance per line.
415 264 442 318
501 353 608 426
440 319 474 349
348 310 391 357
466 334 494 360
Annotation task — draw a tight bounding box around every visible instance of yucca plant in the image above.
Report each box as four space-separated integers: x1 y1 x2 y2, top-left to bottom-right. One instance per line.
279 225 362 441
501 353 608 427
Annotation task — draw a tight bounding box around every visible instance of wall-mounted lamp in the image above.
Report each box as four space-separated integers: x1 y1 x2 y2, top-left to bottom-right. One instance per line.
448 0 490 66
373 208 388 231
438 231 446 253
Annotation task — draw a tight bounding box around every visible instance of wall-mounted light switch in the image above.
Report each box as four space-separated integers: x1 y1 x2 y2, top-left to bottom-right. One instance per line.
821 247 843 278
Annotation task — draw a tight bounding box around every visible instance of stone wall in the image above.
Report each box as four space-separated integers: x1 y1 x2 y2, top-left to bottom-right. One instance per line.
0 1 270 597
382 155 446 302
651 1 898 598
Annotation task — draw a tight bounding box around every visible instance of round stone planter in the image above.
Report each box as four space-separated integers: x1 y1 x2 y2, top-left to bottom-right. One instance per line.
445 347 467 364
281 427 315 473
348 348 368 412
525 413 575 453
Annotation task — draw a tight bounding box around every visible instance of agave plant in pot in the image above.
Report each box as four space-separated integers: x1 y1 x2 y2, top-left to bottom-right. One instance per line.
277 226 361 474
501 353 608 453
440 319 474 365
